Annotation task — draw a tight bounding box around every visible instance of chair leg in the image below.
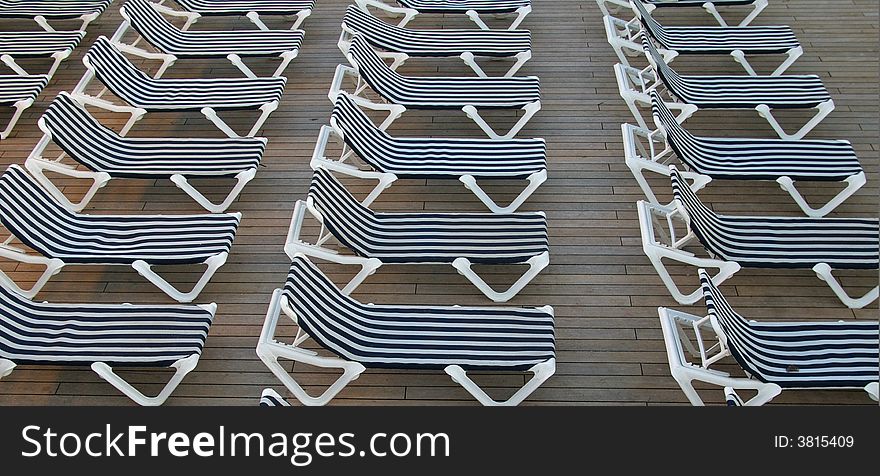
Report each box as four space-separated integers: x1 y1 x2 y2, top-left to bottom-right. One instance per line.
812 263 879 309
460 50 531 78
131 252 230 303
24 157 112 212
245 11 271 30
625 154 712 205
1 99 32 140
452 251 549 302
90 354 201 406
444 358 555 406
291 9 312 30
170 169 258 213
464 10 491 30
462 101 541 140
508 6 532 30
0 359 15 378
227 54 257 79
340 258 384 295
737 0 768 27
865 382 879 402
756 99 834 140
0 251 65 299
272 50 299 78
776 172 865 218
771 46 803 76
201 101 278 138
458 170 546 214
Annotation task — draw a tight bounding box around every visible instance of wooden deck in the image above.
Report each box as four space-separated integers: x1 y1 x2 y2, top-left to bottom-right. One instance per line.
0 0 877 406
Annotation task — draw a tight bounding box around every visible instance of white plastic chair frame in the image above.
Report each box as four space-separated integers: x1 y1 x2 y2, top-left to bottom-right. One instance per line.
338 19 531 78
2 47 74 79
0 303 215 406
157 0 312 31
118 2 300 79
283 198 549 302
23 112 262 213
26 10 104 33
621 122 866 218
636 198 879 308
256 285 556 406
314 112 547 213
614 60 835 141
328 60 541 141
657 306 880 406
603 12 802 76
0 218 236 303
70 37 279 139
355 0 531 31
1 96 35 140
596 0 768 28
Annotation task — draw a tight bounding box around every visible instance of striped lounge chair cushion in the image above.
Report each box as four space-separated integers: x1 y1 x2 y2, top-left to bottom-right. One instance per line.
670 166 879 269
42 93 265 179
645 0 757 7
282 255 556 370
123 0 304 58
0 283 213 367
397 0 530 14
700 270 879 389
343 5 530 57
175 0 315 15
0 75 48 105
0 0 111 18
332 93 545 179
0 31 85 57
642 37 830 108
651 92 862 182
632 0 798 54
349 34 539 108
0 164 240 265
85 37 287 111
308 168 549 264
259 389 291 406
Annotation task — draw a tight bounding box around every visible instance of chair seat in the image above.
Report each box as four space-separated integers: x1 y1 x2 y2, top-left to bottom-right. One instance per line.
0 31 84 57
282 255 556 371
0 75 48 105
659 25 798 54
0 0 111 18
397 0 530 13
175 0 315 15
670 73 830 108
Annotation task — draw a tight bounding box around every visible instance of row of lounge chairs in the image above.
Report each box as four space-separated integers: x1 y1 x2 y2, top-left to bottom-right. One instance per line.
257 0 557 406
0 0 317 404
602 1 878 405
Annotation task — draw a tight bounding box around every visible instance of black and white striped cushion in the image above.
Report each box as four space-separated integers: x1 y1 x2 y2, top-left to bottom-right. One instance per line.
651 92 862 182
670 167 880 269
348 34 539 108
0 31 84 57
343 6 530 58
174 0 315 15
0 75 48 105
0 283 213 367
0 0 111 18
85 37 287 111
259 389 291 406
123 0 304 58
308 168 548 264
632 0 798 54
282 255 556 370
0 165 240 265
332 93 545 179
642 37 830 108
700 270 879 389
42 93 265 179
397 0 529 14
644 0 757 7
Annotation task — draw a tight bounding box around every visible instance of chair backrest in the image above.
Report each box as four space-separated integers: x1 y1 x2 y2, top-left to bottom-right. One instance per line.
83 36 151 98
630 0 669 45
307 167 378 258
668 165 725 257
649 91 701 167
40 92 125 166
0 164 78 258
344 5 406 45
121 0 184 49
346 34 406 104
330 93 395 170
641 35 684 97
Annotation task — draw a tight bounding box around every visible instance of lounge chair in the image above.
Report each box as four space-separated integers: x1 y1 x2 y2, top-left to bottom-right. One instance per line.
622 91 865 218
167 0 314 30
1 30 85 78
24 92 266 213
314 92 546 213
0 74 48 139
118 0 303 78
259 388 290 406
356 0 531 30
0 0 112 31
71 36 287 137
0 282 216 406
0 164 241 302
614 35 834 140
637 165 879 308
605 0 801 76
256 254 556 406
658 269 879 406
597 0 768 28
285 168 549 302
331 34 541 140
340 5 531 77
